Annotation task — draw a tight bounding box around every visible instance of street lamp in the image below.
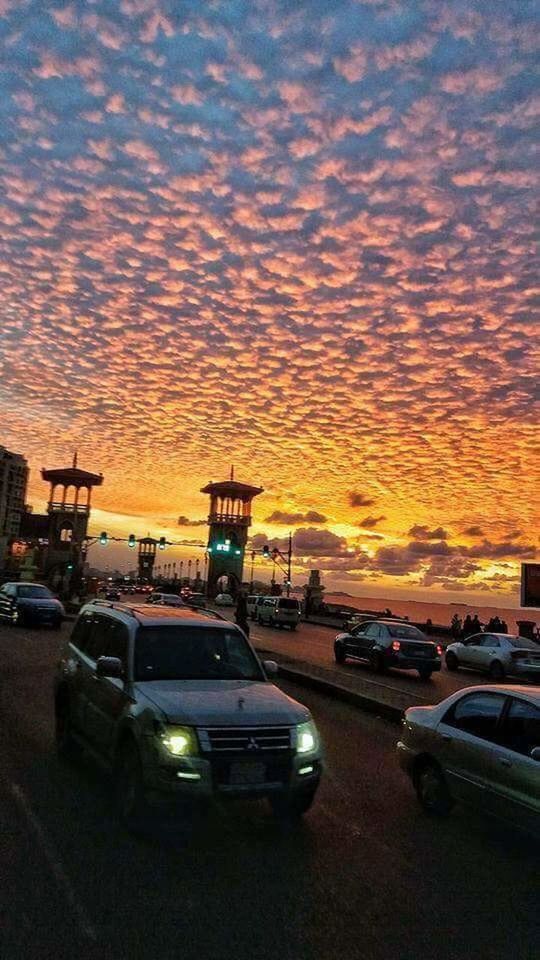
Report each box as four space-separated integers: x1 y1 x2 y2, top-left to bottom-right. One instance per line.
187 559 192 586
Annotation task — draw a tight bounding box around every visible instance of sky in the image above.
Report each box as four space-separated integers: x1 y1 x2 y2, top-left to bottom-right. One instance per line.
0 0 538 604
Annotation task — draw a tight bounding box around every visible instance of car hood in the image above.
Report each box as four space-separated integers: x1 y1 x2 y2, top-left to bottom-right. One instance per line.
134 679 310 726
18 597 63 610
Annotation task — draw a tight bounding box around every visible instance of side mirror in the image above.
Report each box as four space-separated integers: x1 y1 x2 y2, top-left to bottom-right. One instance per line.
95 656 124 680
263 659 279 677
530 747 540 762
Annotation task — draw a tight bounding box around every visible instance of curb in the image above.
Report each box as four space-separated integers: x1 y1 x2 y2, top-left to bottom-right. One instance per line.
274 661 404 723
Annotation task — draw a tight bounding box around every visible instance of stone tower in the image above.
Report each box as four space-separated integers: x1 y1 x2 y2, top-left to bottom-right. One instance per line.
201 472 263 597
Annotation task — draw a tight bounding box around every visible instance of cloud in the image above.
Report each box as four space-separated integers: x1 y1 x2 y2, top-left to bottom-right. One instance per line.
292 527 348 557
463 526 484 538
408 524 448 540
264 509 328 524
348 491 376 508
359 515 386 529
177 515 207 527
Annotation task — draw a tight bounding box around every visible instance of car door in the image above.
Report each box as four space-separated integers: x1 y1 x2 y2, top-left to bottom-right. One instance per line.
83 615 130 758
435 692 507 807
476 635 503 673
344 622 368 656
487 696 540 835
460 634 485 669
357 623 380 660
65 611 99 734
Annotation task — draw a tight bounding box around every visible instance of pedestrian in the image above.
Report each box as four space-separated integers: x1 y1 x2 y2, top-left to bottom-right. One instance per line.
471 614 482 635
235 589 250 638
500 619 508 634
462 614 473 639
450 614 462 640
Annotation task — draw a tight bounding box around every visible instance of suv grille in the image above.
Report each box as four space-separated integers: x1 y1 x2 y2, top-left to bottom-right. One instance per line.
198 726 291 753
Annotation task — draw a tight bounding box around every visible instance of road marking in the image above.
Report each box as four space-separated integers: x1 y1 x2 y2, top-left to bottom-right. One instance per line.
8 781 97 943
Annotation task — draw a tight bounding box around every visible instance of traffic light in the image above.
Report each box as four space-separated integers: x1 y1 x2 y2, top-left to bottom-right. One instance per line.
66 562 74 572
235 548 241 556
158 536 166 550
99 531 108 545
262 544 270 558
128 534 136 548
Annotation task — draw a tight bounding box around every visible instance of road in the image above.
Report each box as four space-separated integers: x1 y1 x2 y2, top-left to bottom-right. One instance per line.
0 620 538 960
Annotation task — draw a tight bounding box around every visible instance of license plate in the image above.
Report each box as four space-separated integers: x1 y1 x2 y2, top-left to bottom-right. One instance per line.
229 762 266 785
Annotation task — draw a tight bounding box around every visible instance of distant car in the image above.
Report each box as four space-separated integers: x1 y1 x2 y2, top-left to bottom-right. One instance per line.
445 633 540 682
397 685 540 838
105 589 121 601
145 592 185 607
257 597 301 630
334 619 442 680
215 593 234 607
186 593 206 609
0 581 65 629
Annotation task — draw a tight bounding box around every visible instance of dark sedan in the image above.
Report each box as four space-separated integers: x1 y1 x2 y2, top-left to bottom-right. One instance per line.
334 619 443 680
0 581 65 628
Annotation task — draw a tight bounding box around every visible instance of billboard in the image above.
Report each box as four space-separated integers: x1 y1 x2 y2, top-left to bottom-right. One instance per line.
520 563 540 608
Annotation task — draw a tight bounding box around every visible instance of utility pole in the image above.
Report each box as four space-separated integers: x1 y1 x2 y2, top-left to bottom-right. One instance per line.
249 550 256 592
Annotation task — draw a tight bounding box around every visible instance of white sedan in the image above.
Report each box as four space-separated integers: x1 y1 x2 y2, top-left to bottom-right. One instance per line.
445 633 540 681
215 593 234 607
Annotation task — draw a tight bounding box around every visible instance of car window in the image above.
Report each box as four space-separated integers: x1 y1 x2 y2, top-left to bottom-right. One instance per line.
100 618 129 666
499 699 540 757
351 623 368 635
85 615 112 661
387 624 426 640
364 624 380 638
70 613 95 654
444 692 506 741
480 635 500 647
507 636 539 651
465 634 483 646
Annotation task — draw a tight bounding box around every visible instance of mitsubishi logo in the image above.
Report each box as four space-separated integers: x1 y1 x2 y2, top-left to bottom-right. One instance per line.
246 737 260 751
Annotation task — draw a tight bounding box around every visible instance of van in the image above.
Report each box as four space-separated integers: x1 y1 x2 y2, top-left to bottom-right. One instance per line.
247 595 261 619
258 597 301 630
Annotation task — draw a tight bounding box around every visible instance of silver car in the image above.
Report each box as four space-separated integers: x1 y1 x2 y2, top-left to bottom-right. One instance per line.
445 633 540 681
397 685 540 837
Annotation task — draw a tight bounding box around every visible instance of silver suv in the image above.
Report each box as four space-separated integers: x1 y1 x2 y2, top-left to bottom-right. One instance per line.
54 601 322 829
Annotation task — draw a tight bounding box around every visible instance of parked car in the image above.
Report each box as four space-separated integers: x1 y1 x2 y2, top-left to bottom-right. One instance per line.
257 597 301 630
54 601 322 829
445 633 540 682
247 595 261 619
145 592 185 607
397 685 540 838
215 593 234 607
334 619 442 680
0 581 65 629
105 589 122 601
186 592 206 609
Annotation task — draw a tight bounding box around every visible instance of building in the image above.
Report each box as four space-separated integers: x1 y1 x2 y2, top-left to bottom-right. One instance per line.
201 472 263 597
0 446 29 569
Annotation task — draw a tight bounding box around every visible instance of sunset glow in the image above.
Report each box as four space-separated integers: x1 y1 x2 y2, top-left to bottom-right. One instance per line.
0 0 538 602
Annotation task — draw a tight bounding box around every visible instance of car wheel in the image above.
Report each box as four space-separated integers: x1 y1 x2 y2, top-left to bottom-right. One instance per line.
334 644 346 665
55 695 75 760
418 668 433 681
115 742 148 833
445 652 459 672
270 788 317 819
489 660 505 681
269 617 275 628
415 762 453 817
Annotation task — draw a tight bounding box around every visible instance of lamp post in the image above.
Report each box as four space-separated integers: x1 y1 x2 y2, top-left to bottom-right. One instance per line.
249 550 256 592
187 559 192 587
179 560 184 586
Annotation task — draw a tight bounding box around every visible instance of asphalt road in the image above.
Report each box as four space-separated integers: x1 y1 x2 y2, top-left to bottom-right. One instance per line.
0 620 538 960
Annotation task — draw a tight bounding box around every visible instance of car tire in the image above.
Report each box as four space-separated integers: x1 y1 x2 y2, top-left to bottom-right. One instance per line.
269 617 275 628
270 788 317 819
415 762 453 817
55 695 75 760
445 652 459 672
115 742 148 833
489 660 505 681
334 644 346 665
418 668 433 681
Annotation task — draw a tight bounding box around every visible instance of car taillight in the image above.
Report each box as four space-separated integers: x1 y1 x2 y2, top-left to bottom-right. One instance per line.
392 640 401 651
436 644 443 656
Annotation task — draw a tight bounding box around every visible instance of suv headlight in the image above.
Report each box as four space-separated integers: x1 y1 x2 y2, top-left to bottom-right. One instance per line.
159 725 199 757
296 720 318 755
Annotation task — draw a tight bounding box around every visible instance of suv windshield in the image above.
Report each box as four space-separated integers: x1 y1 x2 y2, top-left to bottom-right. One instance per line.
134 625 265 681
387 624 427 640
278 599 299 609
17 585 53 599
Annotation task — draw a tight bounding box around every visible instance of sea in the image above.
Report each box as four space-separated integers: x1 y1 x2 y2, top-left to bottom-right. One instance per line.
323 592 539 635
